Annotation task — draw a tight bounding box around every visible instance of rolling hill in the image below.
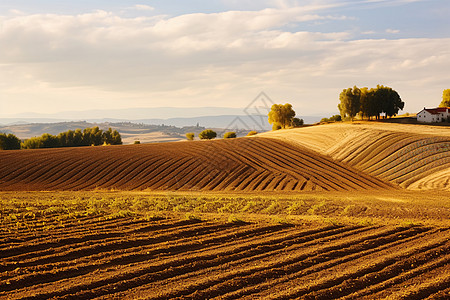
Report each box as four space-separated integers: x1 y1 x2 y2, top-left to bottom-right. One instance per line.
0 136 393 192
1 122 449 192
265 122 450 191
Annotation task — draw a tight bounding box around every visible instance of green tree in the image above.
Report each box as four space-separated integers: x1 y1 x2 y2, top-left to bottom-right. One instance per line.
186 132 195 141
199 129 217 140
83 127 103 146
40 133 59 148
321 115 342 123
338 86 361 121
268 103 296 129
102 128 122 145
22 137 43 149
439 89 450 107
291 117 304 127
223 132 237 139
0 133 21 150
374 85 404 118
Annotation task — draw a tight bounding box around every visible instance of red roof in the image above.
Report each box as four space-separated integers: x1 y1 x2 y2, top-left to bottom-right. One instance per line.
424 107 450 115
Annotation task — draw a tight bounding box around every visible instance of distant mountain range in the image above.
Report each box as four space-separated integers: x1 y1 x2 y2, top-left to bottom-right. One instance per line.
0 107 324 128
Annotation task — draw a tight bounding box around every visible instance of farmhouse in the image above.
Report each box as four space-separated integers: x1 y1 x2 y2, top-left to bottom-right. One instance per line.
416 107 450 123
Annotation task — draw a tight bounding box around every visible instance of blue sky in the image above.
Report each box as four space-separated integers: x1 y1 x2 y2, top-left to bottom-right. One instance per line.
0 0 449 117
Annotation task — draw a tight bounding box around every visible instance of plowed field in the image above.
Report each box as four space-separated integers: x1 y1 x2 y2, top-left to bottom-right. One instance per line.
1 211 449 300
266 122 450 191
0 137 393 192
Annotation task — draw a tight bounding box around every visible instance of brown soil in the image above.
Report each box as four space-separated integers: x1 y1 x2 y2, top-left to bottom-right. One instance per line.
0 137 394 192
0 214 448 299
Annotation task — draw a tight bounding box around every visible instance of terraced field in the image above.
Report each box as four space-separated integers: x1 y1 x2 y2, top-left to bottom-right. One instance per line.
1 211 449 300
266 122 450 190
0 137 393 192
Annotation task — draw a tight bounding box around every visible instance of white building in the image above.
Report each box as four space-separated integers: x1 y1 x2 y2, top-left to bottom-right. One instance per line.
417 107 450 123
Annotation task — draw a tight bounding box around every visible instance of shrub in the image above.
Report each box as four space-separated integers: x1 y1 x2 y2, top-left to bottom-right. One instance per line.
186 132 195 141
223 132 236 139
134 140 141 144
0 133 21 150
199 129 217 140
247 131 258 136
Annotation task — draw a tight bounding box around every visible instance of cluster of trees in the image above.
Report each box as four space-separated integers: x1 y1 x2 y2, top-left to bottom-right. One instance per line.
186 130 258 140
338 85 404 121
22 127 122 149
268 104 303 130
439 89 450 107
0 133 21 150
321 115 342 123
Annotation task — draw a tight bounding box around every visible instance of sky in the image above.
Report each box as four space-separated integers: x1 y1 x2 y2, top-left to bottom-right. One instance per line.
0 0 449 118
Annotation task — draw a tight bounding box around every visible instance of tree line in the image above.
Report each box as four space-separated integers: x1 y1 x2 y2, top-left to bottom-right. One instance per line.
0 127 122 150
338 85 404 121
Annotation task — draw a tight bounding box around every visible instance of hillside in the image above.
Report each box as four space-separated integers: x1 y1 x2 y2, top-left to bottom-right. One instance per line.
0 137 393 192
1 122 449 192
264 122 450 191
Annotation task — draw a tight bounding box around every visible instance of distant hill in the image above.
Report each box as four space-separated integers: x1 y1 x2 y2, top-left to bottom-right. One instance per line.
0 120 263 144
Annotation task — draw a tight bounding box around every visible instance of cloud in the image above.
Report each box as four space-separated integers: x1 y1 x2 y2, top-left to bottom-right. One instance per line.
0 5 449 116
132 5 155 11
386 28 400 34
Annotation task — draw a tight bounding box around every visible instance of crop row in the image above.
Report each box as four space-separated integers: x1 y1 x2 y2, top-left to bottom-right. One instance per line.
1 214 448 299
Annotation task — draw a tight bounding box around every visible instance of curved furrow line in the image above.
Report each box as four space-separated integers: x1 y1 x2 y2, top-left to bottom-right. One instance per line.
123 155 193 190
259 228 450 300
301 240 450 300
356 134 422 170
242 141 336 190
386 156 450 185
41 226 361 300
0 223 290 298
0 217 148 250
343 132 409 166
146 226 418 300
370 141 450 178
145 157 207 190
341 253 450 299
272 139 396 190
113 154 184 190
0 219 204 262
255 139 380 190
235 141 333 191
176 226 429 300
218 227 437 300
64 151 164 190
0 222 258 292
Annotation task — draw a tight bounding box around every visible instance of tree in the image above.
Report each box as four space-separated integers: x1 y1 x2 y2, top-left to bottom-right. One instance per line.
223 132 237 139
338 86 361 121
103 128 122 145
321 115 342 123
199 129 217 140
40 133 59 148
439 89 450 107
186 132 195 141
0 133 21 150
268 103 296 129
291 118 304 127
247 131 258 136
373 85 404 118
22 137 43 149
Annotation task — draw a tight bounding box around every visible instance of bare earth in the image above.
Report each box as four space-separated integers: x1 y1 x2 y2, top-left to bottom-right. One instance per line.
0 122 449 299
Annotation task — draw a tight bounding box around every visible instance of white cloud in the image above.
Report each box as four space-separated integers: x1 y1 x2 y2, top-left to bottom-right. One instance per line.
0 5 449 116
386 28 400 34
132 5 155 11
